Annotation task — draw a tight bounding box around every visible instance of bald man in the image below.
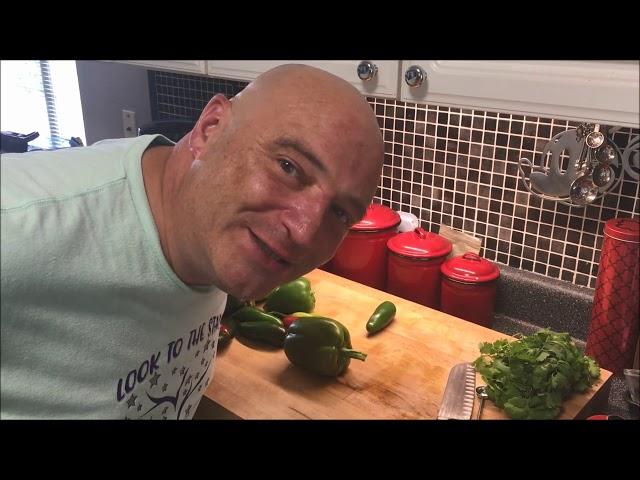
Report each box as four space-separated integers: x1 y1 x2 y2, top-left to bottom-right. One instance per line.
0 65 384 419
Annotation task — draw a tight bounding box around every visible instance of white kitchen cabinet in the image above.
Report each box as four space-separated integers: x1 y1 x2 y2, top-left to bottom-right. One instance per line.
400 60 639 128
108 60 639 127
205 60 400 98
115 60 208 75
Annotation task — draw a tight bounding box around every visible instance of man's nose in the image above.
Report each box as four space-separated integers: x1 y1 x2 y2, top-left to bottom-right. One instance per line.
281 189 330 247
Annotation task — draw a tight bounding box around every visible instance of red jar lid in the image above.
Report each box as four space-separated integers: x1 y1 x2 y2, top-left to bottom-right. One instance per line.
350 203 401 232
387 227 452 259
440 252 500 284
604 218 639 243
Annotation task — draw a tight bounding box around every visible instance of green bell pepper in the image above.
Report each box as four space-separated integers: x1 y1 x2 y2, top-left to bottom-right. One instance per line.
284 317 367 377
264 277 315 315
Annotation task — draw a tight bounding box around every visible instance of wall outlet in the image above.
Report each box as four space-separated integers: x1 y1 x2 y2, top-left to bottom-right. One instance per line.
122 109 137 138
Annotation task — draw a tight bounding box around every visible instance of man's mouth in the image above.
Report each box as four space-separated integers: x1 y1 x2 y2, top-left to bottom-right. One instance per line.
249 230 290 266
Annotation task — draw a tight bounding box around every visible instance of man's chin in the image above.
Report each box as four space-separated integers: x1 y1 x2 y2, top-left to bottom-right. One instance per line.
216 274 280 302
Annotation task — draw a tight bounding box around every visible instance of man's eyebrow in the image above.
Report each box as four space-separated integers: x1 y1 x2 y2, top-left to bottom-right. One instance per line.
275 137 368 221
274 137 326 173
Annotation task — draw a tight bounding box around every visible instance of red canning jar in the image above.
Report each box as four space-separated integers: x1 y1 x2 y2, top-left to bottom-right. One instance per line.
327 203 400 290
440 252 500 328
386 227 452 309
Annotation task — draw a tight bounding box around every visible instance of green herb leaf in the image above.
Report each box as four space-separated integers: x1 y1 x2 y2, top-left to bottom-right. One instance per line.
472 329 601 420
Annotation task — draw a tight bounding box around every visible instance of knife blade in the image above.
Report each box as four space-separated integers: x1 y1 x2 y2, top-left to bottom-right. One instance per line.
437 362 476 420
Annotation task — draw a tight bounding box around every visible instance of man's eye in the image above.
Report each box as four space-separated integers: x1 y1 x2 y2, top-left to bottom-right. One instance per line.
333 206 351 225
279 159 299 177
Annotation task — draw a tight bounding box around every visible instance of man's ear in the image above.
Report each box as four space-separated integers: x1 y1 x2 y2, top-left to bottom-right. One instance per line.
189 94 232 158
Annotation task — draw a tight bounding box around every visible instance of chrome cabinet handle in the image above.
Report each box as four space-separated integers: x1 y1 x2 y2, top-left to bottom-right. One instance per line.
357 61 378 81
404 65 426 88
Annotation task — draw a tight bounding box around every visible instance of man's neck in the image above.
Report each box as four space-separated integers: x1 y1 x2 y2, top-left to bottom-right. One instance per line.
141 143 180 278
142 138 217 287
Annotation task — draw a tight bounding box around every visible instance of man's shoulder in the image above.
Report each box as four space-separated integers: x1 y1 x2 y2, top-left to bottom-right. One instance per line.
0 136 154 212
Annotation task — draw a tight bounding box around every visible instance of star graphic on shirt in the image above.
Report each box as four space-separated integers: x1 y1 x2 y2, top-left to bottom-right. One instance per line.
126 394 137 409
204 340 210 351
185 404 192 416
198 385 202 392
137 404 142 412
195 350 200 358
186 374 192 384
141 363 211 420
180 366 186 376
201 358 205 365
195 372 200 380
149 372 161 387
172 367 177 375
162 406 168 414
162 383 168 392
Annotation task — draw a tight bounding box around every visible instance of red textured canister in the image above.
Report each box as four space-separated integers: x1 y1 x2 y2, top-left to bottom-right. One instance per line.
327 204 400 290
386 227 452 308
585 218 640 375
440 252 500 328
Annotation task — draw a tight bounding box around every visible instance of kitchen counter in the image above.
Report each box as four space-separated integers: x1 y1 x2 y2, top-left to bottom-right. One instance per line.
492 264 639 420
202 269 612 420
495 263 595 341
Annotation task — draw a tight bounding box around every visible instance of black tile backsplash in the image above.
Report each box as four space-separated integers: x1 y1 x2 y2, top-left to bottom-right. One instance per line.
148 70 247 120
149 70 640 289
371 96 639 289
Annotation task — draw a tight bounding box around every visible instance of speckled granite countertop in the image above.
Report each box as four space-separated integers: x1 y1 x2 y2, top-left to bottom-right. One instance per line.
491 264 639 420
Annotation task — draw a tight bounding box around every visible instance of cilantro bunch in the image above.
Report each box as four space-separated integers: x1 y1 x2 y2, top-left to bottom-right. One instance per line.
473 329 601 420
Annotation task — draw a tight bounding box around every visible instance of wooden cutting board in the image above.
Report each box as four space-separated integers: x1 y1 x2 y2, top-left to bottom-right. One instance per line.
204 269 612 419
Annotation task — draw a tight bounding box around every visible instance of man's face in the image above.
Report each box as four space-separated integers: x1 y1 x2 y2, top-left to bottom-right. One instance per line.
181 95 382 300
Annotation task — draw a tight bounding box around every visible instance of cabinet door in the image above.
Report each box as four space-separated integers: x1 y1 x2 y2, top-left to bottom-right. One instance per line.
206 60 399 98
116 61 207 75
400 60 639 127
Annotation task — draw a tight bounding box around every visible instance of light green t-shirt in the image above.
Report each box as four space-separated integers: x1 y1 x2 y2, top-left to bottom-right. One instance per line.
1 135 227 419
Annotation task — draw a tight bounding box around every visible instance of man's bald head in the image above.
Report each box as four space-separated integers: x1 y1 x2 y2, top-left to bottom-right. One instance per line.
230 64 383 158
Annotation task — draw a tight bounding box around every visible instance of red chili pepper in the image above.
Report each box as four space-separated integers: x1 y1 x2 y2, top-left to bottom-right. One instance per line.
282 315 298 330
281 311 316 330
217 324 234 351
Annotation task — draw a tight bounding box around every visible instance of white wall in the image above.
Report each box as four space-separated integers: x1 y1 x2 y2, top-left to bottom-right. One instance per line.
76 61 152 145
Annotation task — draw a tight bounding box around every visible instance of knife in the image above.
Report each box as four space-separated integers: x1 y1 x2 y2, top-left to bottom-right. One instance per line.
437 362 476 420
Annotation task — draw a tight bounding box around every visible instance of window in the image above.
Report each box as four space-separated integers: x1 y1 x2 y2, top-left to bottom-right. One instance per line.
1 60 86 149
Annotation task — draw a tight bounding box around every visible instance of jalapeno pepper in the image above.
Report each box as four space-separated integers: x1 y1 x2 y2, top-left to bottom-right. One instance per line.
366 301 396 335
238 321 286 348
232 306 283 326
264 277 315 315
284 316 367 377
